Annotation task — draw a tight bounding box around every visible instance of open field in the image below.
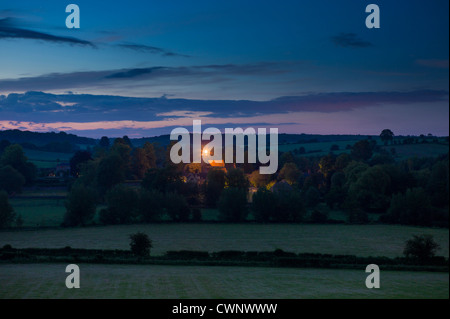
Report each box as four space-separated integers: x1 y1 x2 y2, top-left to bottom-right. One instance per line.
278 139 359 155
279 139 448 159
1 224 448 258
23 149 72 169
10 198 66 227
0 263 447 299
383 143 449 160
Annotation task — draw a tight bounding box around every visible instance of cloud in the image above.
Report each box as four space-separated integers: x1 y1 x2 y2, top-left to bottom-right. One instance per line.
106 67 166 79
0 90 447 124
0 62 290 91
415 59 449 69
331 33 372 48
0 17 188 57
117 43 190 57
0 18 94 47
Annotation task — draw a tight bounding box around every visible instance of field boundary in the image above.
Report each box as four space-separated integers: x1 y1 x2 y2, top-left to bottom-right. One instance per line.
1 247 448 273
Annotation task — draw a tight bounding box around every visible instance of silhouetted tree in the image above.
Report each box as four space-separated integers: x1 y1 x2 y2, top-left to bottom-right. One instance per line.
138 189 164 222
0 191 15 228
64 185 97 226
225 168 249 191
380 129 394 145
252 188 277 222
70 150 92 177
304 187 321 208
131 148 151 179
129 232 152 257
383 188 433 226
99 136 110 149
347 166 391 213
278 162 301 185
101 185 138 224
204 169 226 207
404 235 440 260
165 192 190 222
274 190 305 222
249 170 272 188
0 144 36 185
0 165 25 194
218 187 248 222
97 154 126 192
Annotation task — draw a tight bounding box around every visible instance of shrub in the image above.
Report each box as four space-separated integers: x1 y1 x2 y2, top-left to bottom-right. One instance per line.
129 232 152 257
404 235 440 260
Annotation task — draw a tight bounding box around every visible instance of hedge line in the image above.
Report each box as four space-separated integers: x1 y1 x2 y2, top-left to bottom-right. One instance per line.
0 246 448 272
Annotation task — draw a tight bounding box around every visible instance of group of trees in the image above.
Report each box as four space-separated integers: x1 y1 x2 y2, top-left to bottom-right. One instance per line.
0 144 37 195
61 129 449 227
29 129 444 228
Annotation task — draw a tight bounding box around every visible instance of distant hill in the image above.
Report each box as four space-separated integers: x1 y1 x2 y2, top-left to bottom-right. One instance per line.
0 130 97 147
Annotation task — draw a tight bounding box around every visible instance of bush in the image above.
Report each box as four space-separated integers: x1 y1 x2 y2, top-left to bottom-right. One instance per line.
218 187 248 222
404 235 440 260
129 232 152 257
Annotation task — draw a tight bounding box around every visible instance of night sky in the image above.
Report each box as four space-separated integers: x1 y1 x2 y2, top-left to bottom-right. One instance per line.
0 0 448 137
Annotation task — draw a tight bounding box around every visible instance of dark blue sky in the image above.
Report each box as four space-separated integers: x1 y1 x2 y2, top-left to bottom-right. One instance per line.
0 0 448 137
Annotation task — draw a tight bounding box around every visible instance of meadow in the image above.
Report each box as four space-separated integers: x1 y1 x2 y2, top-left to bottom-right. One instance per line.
23 149 72 169
0 263 447 299
279 138 449 159
1 224 448 258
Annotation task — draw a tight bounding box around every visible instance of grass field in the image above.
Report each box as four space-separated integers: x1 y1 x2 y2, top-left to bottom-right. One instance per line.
278 139 359 155
0 263 447 299
384 143 449 160
1 224 448 258
10 198 66 227
23 149 72 168
279 139 448 159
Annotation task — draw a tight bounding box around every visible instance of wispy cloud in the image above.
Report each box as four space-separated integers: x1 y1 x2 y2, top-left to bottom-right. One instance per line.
331 33 372 48
117 43 190 57
0 62 290 90
0 18 94 47
0 17 190 57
